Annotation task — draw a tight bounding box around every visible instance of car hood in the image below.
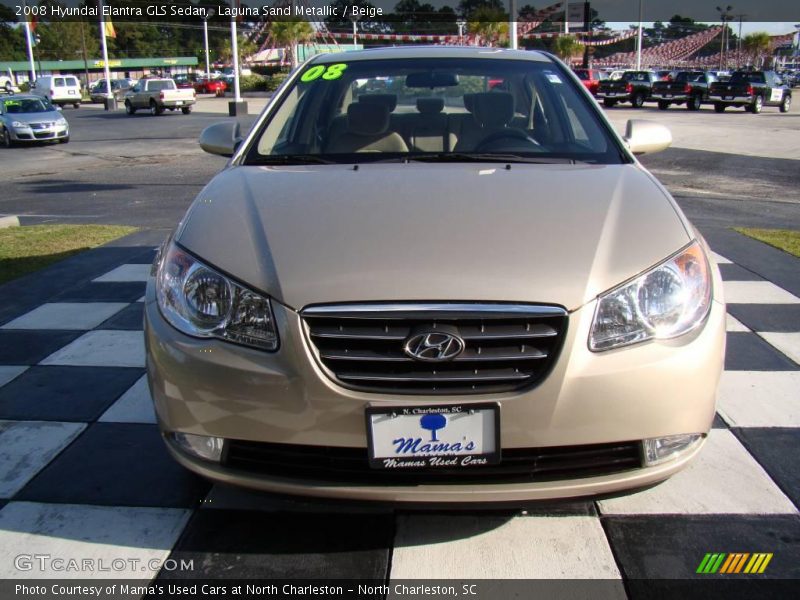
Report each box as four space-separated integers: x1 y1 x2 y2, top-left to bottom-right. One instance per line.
8 111 62 124
178 163 690 311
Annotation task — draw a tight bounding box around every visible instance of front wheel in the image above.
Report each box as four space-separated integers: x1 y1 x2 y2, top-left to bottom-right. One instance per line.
73 103 80 109
603 98 616 107
714 103 725 113
750 95 763 114
59 136 69 144
658 100 670 110
631 93 645 108
125 100 136 115
181 107 192 115
1 127 12 148
780 95 791 113
687 95 702 111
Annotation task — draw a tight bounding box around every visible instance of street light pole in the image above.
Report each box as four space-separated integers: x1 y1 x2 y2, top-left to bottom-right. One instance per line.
23 8 36 83
636 0 643 70
457 20 466 45
716 6 732 70
98 0 114 108
351 15 360 48
509 0 517 50
203 9 216 78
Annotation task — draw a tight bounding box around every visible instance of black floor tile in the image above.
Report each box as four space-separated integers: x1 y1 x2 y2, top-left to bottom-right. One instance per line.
16 423 209 508
53 282 146 303
733 428 800 510
0 366 143 422
158 509 392 579
604 515 800 597
718 264 763 282
727 305 800 334
0 330 83 365
97 303 144 330
725 333 799 371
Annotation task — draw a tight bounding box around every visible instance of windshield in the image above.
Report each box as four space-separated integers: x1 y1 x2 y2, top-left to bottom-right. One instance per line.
2 98 51 113
245 57 624 165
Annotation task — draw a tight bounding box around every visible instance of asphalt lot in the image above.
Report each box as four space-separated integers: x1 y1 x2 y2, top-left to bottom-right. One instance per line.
1 97 799 233
0 94 799 590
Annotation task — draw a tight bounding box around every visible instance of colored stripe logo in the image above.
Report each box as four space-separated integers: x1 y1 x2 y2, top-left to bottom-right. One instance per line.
696 553 773 574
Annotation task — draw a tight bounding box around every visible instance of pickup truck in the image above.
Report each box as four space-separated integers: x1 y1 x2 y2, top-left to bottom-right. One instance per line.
651 71 717 111
123 78 196 116
596 71 657 108
709 70 791 114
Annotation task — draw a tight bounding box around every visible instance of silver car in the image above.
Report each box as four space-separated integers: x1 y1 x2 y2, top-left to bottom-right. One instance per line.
145 47 725 503
0 95 69 146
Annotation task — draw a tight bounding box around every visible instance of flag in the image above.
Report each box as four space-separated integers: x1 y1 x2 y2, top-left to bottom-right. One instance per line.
104 18 116 39
29 14 37 33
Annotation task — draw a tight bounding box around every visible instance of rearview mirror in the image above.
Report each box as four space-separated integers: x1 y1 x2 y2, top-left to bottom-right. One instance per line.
405 72 459 88
199 121 242 157
623 120 671 155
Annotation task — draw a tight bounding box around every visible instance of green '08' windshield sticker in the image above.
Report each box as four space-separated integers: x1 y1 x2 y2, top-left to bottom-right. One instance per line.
300 63 348 83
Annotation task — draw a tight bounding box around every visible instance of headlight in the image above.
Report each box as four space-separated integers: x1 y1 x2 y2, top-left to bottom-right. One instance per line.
589 241 711 351
11 121 26 128
155 242 279 351
56 117 67 125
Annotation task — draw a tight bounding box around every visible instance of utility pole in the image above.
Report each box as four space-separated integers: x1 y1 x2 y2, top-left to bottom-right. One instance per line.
79 19 90 91
351 14 360 48
636 0 643 70
716 6 733 70
509 0 517 50
228 0 247 115
203 9 216 78
457 20 466 45
23 0 36 83
98 0 114 109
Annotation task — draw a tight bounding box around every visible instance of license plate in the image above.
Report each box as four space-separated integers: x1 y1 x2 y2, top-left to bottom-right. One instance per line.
606 92 617 96
68 90 75 95
724 96 732 100
366 403 500 469
664 94 672 98
175 100 183 105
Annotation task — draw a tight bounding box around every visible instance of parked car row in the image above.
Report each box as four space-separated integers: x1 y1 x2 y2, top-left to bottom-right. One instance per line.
591 68 791 114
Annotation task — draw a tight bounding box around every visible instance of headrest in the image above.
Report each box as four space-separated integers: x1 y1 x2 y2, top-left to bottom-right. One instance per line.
462 93 476 113
347 102 390 136
357 93 397 112
471 92 514 128
416 97 444 115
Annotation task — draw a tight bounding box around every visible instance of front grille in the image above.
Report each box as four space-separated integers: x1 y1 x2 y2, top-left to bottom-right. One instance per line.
302 303 568 394
224 440 642 486
33 131 55 139
30 122 53 130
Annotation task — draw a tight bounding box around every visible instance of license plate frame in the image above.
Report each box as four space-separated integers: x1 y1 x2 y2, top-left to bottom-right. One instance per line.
365 403 501 470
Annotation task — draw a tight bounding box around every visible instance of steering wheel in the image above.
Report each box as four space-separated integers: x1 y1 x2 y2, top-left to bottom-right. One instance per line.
474 128 540 153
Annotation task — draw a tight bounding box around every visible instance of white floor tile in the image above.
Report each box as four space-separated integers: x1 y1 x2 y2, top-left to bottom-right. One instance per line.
99 376 156 424
598 429 798 515
0 366 28 388
0 502 190 579
0 421 85 498
2 303 128 331
391 515 623 581
759 332 800 365
40 331 145 368
726 314 750 332
93 264 150 282
717 372 800 427
723 281 800 304
711 252 732 265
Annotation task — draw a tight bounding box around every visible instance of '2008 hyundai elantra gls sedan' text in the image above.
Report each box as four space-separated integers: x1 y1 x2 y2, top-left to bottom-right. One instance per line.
144 47 725 503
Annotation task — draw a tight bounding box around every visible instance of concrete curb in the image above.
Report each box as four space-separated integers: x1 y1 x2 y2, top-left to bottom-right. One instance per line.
0 216 20 229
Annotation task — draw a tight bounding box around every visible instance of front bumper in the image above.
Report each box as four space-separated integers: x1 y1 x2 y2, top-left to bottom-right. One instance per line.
145 272 726 502
11 125 68 142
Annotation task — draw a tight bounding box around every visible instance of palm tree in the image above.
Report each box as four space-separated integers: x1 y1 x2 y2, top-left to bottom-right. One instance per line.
468 7 509 47
269 20 315 69
742 32 771 68
551 35 582 64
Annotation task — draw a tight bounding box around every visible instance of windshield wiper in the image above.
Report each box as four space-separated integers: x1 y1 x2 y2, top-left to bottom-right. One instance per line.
249 155 337 165
406 153 580 164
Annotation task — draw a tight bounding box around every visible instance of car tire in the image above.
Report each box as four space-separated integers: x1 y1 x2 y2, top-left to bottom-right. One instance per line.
780 95 791 113
73 103 79 109
751 95 763 114
631 93 645 108
687 95 702 111
149 101 162 116
658 100 670 110
181 107 192 115
59 136 69 144
603 99 616 107
125 100 136 115
714 103 725 113
1 127 12 148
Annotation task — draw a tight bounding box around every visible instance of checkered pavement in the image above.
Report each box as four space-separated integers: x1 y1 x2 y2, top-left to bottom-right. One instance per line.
0 238 798 588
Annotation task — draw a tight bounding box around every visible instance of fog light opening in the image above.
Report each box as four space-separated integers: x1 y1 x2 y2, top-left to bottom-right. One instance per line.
642 434 703 467
170 432 225 462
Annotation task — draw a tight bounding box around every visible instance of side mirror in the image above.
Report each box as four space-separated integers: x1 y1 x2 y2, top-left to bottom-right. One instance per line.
199 121 242 157
623 120 671 156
